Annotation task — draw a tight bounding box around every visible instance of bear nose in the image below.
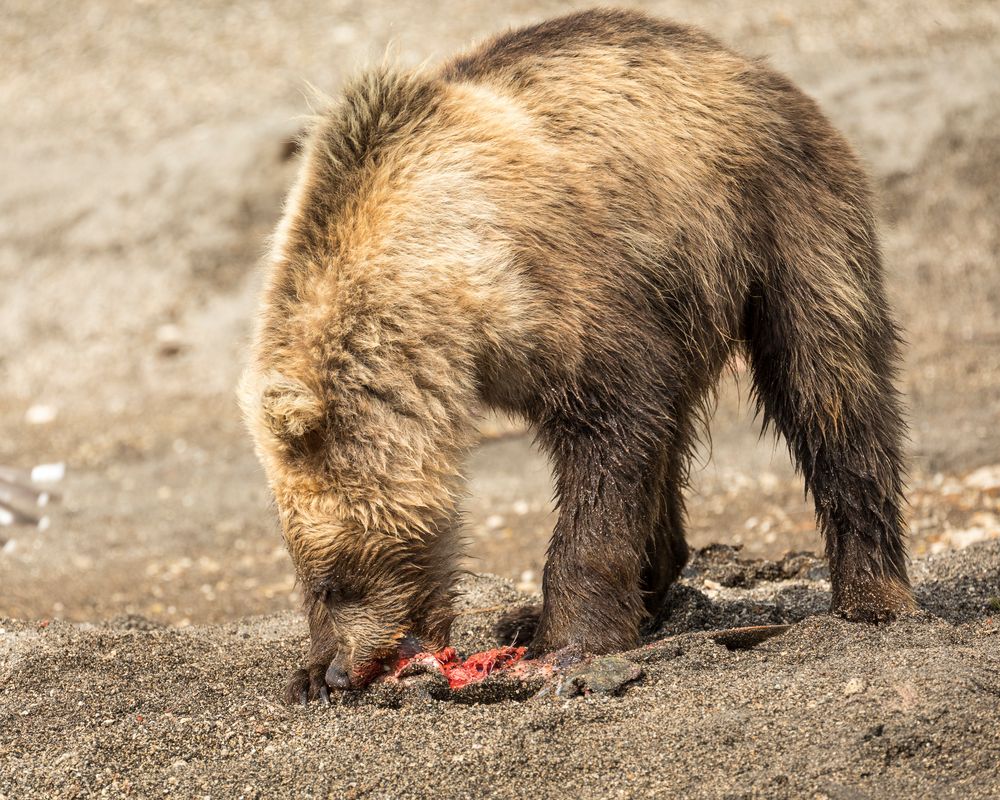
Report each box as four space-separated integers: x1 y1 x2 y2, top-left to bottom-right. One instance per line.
325 664 351 689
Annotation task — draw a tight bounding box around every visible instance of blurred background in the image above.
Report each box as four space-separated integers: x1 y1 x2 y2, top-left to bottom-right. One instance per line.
1 0 997 625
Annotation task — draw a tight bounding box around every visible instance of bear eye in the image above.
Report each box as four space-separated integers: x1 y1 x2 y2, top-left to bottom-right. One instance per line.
324 584 362 606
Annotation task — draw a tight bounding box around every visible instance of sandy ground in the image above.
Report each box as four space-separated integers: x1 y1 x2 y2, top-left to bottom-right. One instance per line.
1 0 999 797
2 544 999 798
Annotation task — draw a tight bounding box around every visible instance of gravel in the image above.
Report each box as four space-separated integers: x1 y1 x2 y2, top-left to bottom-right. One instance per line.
2 542 998 799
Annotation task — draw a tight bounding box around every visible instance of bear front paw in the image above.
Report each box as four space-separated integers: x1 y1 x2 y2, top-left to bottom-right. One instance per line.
284 664 331 706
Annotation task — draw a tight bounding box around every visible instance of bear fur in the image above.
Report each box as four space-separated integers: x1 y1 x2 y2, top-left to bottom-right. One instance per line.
240 8 914 702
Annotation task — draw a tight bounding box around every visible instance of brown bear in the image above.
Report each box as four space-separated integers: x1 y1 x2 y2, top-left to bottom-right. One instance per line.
240 8 915 703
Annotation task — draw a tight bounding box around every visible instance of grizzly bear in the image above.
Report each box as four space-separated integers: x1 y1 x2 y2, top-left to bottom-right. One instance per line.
240 8 914 703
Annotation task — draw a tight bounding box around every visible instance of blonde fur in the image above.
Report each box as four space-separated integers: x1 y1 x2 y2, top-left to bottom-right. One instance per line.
241 9 912 701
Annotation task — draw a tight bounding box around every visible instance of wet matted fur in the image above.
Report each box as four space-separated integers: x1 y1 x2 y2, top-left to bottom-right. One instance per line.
239 8 914 701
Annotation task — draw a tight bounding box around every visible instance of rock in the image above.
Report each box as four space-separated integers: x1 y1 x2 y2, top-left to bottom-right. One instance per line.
557 655 644 698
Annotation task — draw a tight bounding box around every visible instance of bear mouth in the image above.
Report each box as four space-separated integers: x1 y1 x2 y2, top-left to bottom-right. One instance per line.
335 635 426 689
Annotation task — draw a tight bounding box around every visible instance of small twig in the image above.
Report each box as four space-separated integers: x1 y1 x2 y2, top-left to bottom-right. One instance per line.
708 623 794 650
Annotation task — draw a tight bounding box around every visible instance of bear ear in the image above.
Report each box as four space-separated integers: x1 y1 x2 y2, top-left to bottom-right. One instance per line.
260 376 325 442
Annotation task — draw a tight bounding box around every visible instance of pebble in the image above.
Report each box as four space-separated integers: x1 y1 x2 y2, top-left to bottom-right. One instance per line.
484 515 504 530
156 324 186 356
30 463 65 483
516 569 537 593
24 404 58 425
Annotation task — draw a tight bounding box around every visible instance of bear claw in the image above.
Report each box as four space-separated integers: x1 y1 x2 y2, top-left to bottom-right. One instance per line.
286 663 333 706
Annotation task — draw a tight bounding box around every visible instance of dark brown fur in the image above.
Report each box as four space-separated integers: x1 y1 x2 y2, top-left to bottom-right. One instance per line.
240 9 914 702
